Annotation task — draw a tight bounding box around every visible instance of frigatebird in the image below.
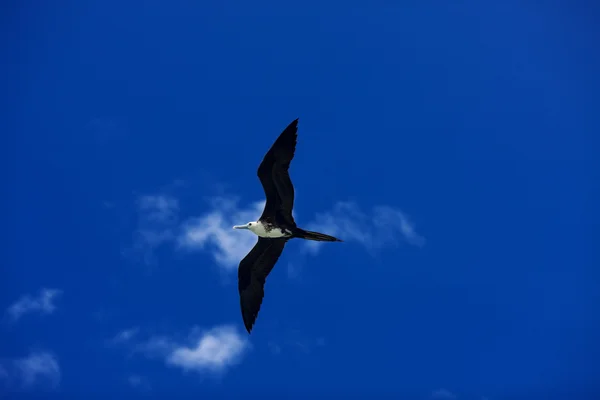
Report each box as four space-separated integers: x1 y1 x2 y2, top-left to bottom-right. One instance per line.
233 118 342 333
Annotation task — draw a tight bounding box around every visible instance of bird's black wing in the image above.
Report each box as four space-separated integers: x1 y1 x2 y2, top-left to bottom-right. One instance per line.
257 119 298 226
238 237 288 333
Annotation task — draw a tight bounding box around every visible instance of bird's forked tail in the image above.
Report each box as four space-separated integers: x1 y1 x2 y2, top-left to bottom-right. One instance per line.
295 228 342 242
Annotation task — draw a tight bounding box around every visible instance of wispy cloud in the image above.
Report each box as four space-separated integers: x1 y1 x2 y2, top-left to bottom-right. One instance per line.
128 193 263 270
0 351 61 390
128 374 151 391
118 325 249 375
127 194 180 265
432 389 457 399
6 289 62 322
108 327 139 345
128 193 423 274
177 198 265 270
304 201 425 254
138 195 179 224
14 352 60 389
177 197 424 265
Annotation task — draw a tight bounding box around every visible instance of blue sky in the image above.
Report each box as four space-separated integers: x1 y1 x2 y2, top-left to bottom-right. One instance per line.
1 1 598 398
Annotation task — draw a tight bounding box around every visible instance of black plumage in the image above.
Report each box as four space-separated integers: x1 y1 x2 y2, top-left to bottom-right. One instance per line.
236 119 342 334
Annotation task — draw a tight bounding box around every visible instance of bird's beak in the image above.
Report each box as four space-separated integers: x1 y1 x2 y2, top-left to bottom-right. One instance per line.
233 225 248 230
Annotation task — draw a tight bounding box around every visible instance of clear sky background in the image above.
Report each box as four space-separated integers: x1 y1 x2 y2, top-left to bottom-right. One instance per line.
1 1 598 399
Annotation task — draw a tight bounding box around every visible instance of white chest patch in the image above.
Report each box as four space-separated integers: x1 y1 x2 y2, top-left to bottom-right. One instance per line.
249 223 289 238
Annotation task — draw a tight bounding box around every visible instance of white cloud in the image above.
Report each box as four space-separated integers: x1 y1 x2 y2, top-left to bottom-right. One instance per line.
14 352 60 389
166 325 248 373
128 325 249 375
6 288 62 322
432 389 457 399
176 197 423 268
0 351 61 390
128 193 423 274
177 198 265 270
303 201 425 255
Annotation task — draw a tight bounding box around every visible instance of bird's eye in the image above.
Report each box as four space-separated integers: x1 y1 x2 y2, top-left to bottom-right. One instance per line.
248 223 252 226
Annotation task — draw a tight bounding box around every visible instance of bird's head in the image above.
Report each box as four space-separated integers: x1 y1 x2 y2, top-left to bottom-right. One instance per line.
233 222 256 231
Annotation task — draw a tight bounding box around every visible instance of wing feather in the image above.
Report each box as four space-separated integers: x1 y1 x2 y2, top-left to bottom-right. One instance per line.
237 237 288 333
257 119 298 225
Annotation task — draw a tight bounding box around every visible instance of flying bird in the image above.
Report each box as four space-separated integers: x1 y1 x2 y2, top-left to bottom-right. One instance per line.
233 118 342 334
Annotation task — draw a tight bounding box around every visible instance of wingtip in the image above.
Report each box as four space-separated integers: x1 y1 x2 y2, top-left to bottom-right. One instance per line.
243 318 254 334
